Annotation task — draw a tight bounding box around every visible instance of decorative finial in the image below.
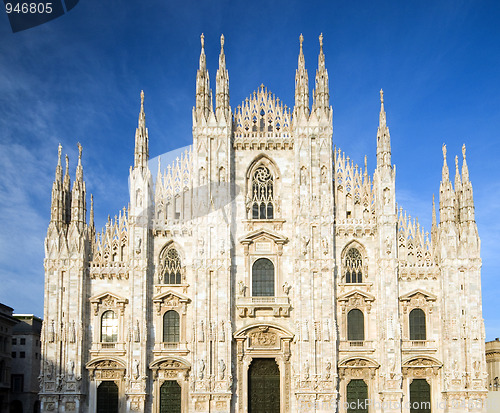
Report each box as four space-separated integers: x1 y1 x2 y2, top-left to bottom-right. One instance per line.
455 155 459 170
462 143 466 159
319 33 323 50
300 33 304 50
65 154 69 171
364 155 367 170
201 33 205 49
77 142 82 163
57 144 62 165
140 90 144 108
220 34 224 50
442 144 447 159
380 89 384 104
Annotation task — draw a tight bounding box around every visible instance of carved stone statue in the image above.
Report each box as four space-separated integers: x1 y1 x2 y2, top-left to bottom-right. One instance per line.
219 359 226 380
238 281 246 297
132 359 140 380
198 359 205 380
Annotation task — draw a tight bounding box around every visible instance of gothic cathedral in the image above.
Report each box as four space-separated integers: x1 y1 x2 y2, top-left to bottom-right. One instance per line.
40 35 488 412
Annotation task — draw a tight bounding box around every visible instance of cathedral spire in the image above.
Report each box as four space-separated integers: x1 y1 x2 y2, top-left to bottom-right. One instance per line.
460 144 475 223
89 194 94 229
439 144 455 225
215 34 230 122
196 33 212 121
134 91 149 170
50 144 64 224
461 144 469 183
431 194 438 245
63 154 71 223
71 143 86 226
294 34 309 117
441 144 449 182
376 89 391 169
312 33 329 113
454 155 461 190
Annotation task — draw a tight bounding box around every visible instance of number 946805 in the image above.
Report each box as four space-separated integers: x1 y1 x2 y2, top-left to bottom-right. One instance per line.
5 2 53 14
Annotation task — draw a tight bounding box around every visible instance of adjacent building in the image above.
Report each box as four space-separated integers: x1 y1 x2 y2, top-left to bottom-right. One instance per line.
40 35 489 412
485 338 500 391
0 303 19 413
10 315 42 413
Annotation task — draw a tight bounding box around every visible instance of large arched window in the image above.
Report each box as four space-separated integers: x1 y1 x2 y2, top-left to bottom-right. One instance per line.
345 248 363 283
162 248 182 284
163 310 180 343
347 309 364 341
251 166 274 219
252 258 274 297
409 309 426 341
410 379 431 413
101 310 118 343
346 379 368 413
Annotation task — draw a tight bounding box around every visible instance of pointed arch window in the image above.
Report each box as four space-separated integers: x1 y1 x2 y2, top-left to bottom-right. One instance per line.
252 258 274 297
101 310 118 343
347 309 364 341
162 248 182 284
251 166 274 219
409 308 426 341
345 248 363 283
163 310 180 343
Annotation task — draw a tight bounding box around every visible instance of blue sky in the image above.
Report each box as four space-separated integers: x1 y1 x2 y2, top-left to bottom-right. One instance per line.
0 0 499 340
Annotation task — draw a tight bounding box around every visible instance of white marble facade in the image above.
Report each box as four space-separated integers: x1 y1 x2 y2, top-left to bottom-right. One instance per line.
40 34 488 412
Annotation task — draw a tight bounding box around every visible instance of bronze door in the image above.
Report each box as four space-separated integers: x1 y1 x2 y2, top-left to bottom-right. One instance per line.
97 381 118 413
248 358 280 413
160 380 182 413
346 379 368 413
410 379 431 413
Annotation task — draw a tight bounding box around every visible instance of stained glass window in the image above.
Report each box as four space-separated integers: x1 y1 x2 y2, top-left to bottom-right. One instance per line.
252 166 274 219
162 248 182 284
345 248 363 283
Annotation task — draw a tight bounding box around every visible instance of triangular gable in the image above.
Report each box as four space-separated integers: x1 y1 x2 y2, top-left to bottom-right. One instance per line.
337 289 375 302
90 292 128 305
239 228 288 245
152 290 190 304
400 289 437 302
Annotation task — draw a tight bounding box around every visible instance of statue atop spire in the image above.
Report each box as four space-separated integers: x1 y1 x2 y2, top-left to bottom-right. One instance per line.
379 89 386 127
312 33 329 113
442 144 449 182
376 89 391 169
216 33 230 121
462 143 469 183
134 90 149 170
196 33 212 121
294 34 309 117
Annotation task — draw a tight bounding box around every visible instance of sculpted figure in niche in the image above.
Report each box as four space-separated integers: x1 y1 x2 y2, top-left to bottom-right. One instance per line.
67 360 74 380
198 359 205 380
132 359 140 380
238 281 246 296
219 359 226 380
